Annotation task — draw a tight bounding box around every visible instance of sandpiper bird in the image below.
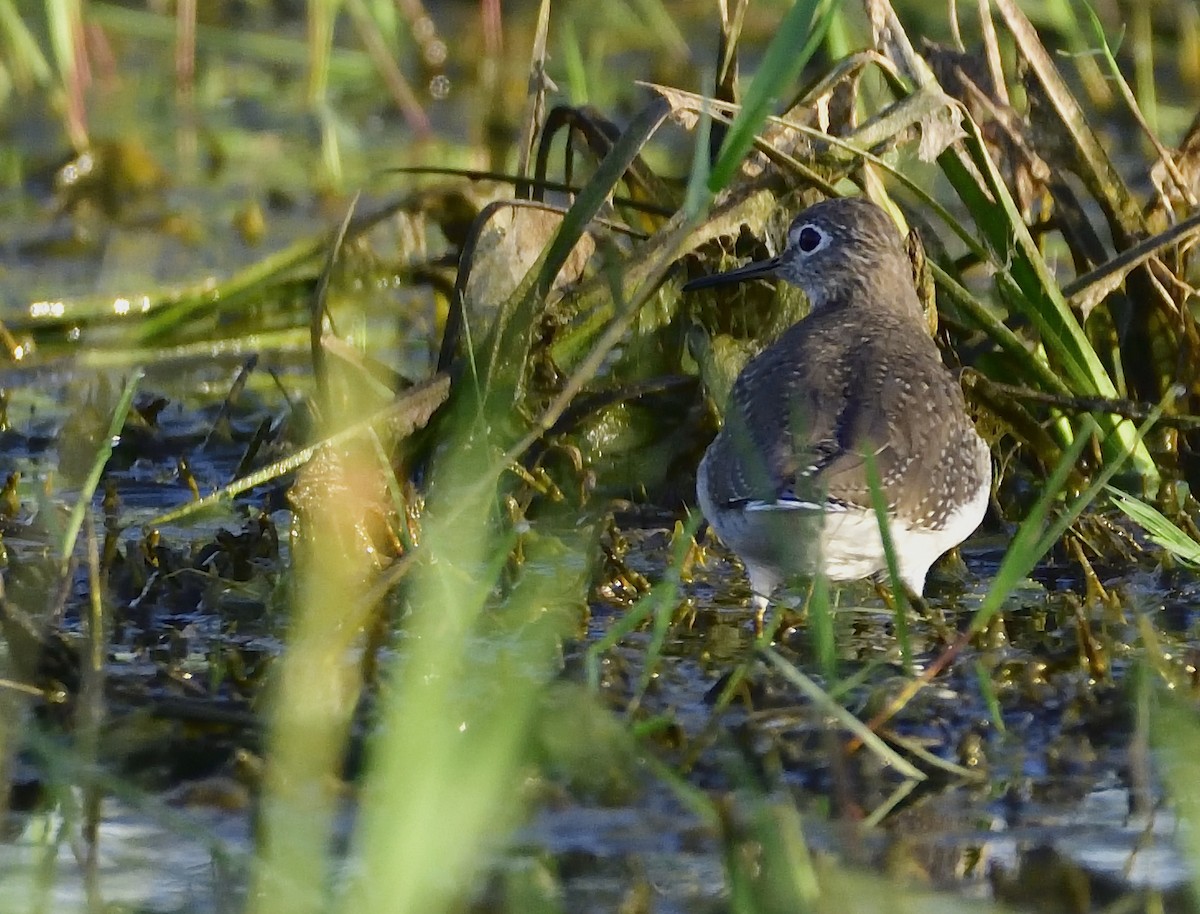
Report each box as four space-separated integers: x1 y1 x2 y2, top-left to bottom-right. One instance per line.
685 197 991 618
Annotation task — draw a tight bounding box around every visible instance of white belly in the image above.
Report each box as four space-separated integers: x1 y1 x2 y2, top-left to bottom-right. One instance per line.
697 441 991 602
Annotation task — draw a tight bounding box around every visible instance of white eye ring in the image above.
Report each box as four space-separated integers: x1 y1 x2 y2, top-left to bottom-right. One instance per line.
789 222 831 256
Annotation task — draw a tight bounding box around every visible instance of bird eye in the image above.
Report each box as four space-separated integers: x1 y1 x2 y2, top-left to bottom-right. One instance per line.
797 225 823 253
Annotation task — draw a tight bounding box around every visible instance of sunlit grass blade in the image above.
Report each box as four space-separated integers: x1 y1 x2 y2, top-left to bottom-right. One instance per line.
250 382 383 914
306 0 336 105
977 397 1169 633
338 452 571 914
1105 485 1200 567
974 659 1005 734
1151 696 1200 891
722 796 820 913
1130 2 1158 138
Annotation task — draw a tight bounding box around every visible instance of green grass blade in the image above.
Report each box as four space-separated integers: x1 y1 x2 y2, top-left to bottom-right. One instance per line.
60 371 142 575
808 573 836 680
1105 485 1200 567
707 0 839 193
970 398 1167 636
479 97 672 398
865 450 911 674
761 647 925 782
940 117 1159 486
974 659 1006 734
683 76 715 218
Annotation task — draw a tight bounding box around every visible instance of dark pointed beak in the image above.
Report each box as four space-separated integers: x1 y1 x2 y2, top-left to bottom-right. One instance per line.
682 255 783 291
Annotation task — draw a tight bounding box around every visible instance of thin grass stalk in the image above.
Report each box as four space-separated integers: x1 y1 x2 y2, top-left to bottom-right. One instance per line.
991 0 1144 239
87 3 373 77
477 98 672 403
1037 0 1112 105
632 0 687 58
46 0 88 148
976 0 1010 105
561 16 586 105
1183 4 1200 89
864 450 911 674
307 0 336 106
973 658 1005 733
808 573 836 681
585 514 700 696
683 80 715 219
479 0 503 136
60 371 141 576
1130 1 1158 139
345 0 429 134
1081 1 1194 207
862 779 919 828
822 0 856 60
707 0 839 196
367 427 414 553
880 729 983 779
630 514 700 713
175 0 195 100
514 0 554 192
317 103 344 185
80 506 106 913
17 328 309 374
365 0 399 51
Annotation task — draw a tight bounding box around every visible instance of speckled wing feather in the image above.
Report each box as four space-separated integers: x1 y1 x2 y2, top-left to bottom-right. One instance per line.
707 307 981 528
704 311 860 511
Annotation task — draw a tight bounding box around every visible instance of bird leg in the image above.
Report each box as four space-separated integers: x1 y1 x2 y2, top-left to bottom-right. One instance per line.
872 579 953 642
